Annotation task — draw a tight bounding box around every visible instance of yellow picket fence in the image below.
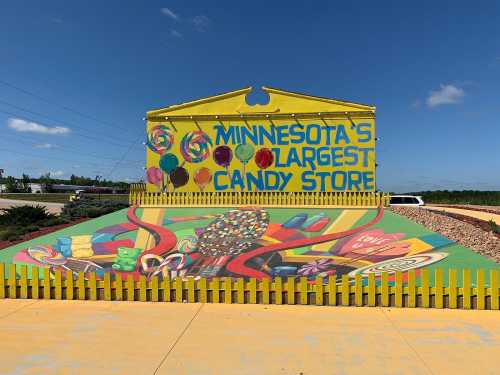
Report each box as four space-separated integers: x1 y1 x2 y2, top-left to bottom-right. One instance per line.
1 264 499 310
128 189 391 208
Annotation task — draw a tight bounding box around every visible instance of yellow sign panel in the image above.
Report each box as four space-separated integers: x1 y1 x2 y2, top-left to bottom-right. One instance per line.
145 87 376 193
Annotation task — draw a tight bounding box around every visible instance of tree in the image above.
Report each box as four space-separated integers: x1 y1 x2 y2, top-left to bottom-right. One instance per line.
39 173 54 193
21 174 31 193
5 176 19 193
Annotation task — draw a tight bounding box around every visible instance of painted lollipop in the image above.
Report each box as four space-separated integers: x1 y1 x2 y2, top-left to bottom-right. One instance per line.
146 125 174 155
193 167 212 192
235 144 255 176
146 166 163 189
169 167 189 190
180 131 213 163
159 153 179 192
255 148 274 169
213 145 233 188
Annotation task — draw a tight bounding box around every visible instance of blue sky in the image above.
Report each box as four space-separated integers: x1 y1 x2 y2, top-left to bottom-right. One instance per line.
0 0 499 192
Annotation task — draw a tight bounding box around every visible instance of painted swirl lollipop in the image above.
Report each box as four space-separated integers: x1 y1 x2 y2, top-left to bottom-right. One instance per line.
146 125 174 155
180 131 213 163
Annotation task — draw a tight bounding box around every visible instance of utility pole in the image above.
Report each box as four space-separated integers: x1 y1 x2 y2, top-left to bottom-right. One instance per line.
95 175 102 201
0 169 4 193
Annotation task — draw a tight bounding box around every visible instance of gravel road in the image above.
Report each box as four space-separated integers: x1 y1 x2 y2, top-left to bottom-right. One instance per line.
391 206 500 263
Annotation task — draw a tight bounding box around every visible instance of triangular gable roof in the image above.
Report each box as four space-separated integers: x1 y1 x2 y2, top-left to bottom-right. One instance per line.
147 86 375 119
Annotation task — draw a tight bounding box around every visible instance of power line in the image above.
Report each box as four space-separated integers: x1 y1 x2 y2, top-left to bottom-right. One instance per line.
0 98 134 144
106 134 146 179
0 108 140 148
0 78 137 136
0 132 144 165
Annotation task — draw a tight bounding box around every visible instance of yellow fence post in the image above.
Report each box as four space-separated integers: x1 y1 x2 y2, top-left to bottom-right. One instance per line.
368 273 376 307
315 275 324 306
89 272 97 301
198 278 207 303
249 278 257 304
175 277 183 303
341 275 350 306
211 278 220 303
328 275 337 306
408 270 416 308
381 272 389 307
115 273 123 301
20 265 28 299
261 278 270 304
139 275 147 302
66 271 74 300
421 269 430 308
126 275 135 302
355 274 363 307
162 277 171 302
54 269 62 300
448 269 457 309
395 271 403 308
490 269 499 310
0 263 5 299
235 278 244 304
435 269 443 309
103 272 112 301
151 276 159 302
77 272 85 300
32 267 39 299
187 277 196 303
274 278 283 305
299 277 308 305
463 269 471 309
224 277 232 304
476 269 485 310
8 264 17 299
43 268 51 300
287 277 295 305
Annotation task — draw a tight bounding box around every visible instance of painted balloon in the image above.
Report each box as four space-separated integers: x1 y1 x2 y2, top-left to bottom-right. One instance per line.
146 167 163 187
255 148 274 169
146 125 174 155
180 131 213 163
235 144 255 164
193 167 212 191
169 167 189 188
159 153 179 174
213 146 233 167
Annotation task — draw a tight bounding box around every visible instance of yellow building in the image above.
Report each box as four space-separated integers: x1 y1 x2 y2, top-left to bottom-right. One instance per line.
145 87 376 194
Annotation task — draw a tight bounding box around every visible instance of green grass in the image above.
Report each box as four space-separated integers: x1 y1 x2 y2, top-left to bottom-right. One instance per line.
0 193 129 204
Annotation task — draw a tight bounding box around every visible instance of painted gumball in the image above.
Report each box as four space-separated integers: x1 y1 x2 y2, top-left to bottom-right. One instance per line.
169 167 189 188
159 153 179 174
213 145 233 167
255 148 274 169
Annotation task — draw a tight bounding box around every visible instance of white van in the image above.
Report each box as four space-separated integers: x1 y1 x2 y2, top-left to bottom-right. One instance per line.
390 195 425 206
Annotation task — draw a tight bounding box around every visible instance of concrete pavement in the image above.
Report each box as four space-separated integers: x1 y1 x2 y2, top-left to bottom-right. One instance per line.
1 300 499 375
0 198 64 214
425 205 500 225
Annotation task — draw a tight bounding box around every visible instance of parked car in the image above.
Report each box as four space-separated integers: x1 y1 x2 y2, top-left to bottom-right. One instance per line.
390 195 425 206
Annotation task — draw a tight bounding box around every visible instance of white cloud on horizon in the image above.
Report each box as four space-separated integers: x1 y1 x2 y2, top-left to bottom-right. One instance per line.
192 15 211 32
161 8 179 21
50 170 64 177
170 29 182 38
35 143 57 149
426 84 465 108
7 118 70 135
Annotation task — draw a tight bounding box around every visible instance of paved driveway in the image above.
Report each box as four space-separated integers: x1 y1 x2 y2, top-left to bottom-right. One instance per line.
0 198 64 214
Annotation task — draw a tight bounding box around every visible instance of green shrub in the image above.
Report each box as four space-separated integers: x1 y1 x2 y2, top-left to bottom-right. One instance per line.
489 220 500 234
61 196 127 219
0 205 55 226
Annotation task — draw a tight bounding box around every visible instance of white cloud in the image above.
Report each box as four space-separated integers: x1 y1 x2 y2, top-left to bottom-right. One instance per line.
50 170 64 177
35 143 56 149
7 118 70 135
192 15 211 32
161 8 179 21
170 29 182 38
426 84 465 108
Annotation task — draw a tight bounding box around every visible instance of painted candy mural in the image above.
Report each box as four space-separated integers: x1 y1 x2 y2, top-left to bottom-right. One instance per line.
9 206 455 282
145 87 376 193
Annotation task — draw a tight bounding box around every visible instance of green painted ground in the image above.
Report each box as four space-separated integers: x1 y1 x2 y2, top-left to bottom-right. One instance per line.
0 207 498 285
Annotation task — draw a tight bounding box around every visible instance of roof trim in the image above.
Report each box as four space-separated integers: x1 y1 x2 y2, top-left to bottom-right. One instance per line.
147 87 252 116
262 86 376 111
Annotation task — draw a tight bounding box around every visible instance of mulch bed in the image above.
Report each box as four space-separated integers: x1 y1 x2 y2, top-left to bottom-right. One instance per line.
432 210 500 240
0 218 90 251
432 204 500 215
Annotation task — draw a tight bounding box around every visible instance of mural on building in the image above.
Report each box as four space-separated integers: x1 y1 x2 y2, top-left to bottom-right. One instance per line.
11 206 453 282
145 87 376 193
